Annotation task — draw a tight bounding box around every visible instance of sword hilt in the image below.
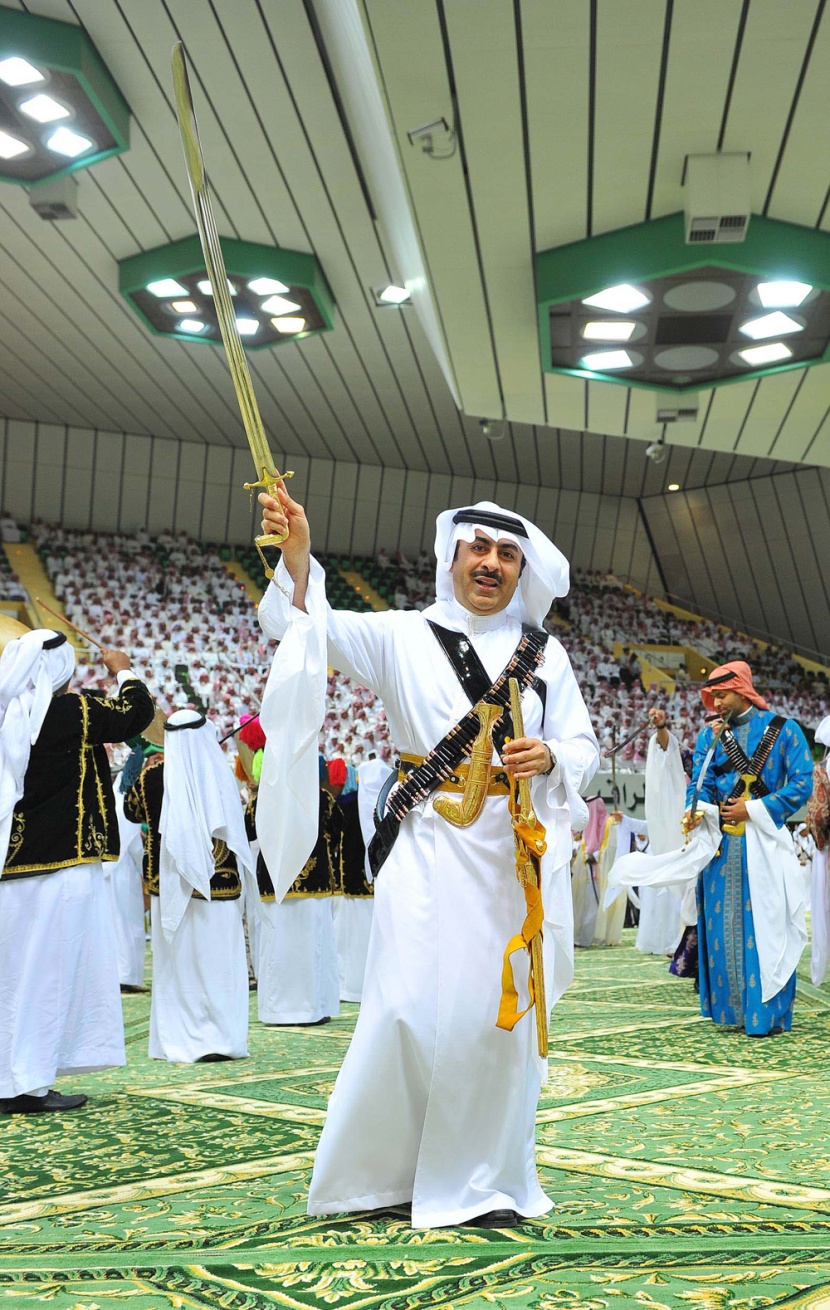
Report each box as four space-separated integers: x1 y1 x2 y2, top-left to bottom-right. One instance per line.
243 467 294 578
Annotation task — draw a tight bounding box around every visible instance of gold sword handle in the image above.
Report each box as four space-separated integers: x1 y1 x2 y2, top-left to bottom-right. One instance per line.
433 701 502 828
243 468 296 580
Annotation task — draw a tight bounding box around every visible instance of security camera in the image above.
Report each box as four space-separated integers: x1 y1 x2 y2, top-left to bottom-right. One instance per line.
479 418 505 441
645 440 668 464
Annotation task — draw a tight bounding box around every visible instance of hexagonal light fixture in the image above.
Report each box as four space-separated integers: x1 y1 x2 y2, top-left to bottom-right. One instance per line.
0 8 129 185
536 214 830 392
118 236 335 349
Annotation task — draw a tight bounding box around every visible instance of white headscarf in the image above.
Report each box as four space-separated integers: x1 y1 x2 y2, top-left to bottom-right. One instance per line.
434 500 570 626
816 715 830 763
159 708 255 940
0 629 75 873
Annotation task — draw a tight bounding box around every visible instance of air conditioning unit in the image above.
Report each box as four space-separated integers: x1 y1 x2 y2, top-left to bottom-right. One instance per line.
656 393 698 423
27 174 79 221
684 153 750 245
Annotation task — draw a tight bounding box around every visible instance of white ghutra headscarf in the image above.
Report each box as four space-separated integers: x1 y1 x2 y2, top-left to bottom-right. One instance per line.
0 629 75 873
159 708 255 940
434 501 570 626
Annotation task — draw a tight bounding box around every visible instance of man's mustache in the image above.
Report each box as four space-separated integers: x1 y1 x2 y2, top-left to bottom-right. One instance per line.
472 569 502 583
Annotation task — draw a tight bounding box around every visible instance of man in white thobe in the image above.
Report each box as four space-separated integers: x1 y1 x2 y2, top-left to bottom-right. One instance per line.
0 621 154 1112
257 492 598 1229
633 708 686 956
125 709 256 1063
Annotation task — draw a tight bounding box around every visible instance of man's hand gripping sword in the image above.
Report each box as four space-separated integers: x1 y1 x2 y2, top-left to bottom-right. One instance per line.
171 43 292 578
682 711 732 841
496 678 548 1058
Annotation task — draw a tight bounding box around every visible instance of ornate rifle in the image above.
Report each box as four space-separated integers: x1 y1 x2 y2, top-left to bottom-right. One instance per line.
171 43 291 578
496 677 548 1058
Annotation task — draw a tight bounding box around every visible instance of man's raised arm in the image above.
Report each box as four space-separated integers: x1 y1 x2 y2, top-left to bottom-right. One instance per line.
259 486 310 614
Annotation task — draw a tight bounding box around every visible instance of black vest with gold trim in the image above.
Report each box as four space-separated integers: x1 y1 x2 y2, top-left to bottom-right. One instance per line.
245 788 340 901
3 678 155 879
124 752 241 900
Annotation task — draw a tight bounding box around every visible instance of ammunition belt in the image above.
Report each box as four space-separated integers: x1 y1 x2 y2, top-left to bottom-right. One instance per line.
398 752 511 797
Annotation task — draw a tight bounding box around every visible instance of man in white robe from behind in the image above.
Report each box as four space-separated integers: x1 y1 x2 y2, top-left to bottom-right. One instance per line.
634 708 686 955
151 710 255 1062
258 491 598 1229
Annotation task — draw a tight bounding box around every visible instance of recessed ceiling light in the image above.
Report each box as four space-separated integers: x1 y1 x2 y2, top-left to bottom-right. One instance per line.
377 284 410 305
739 311 803 340
46 126 93 158
198 278 236 296
738 341 793 365
0 56 44 87
272 316 306 334
147 278 188 297
171 300 197 313
668 483 680 492
0 128 29 159
757 280 812 308
581 349 634 370
261 293 300 316
582 320 637 342
235 317 259 336
582 284 650 313
248 277 289 295
19 93 70 123
179 319 205 333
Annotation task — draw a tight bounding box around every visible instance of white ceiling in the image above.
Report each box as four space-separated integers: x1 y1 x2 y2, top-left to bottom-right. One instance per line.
345 0 830 466
0 0 826 491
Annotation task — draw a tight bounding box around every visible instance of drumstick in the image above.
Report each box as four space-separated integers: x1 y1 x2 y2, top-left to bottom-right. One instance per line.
35 598 106 652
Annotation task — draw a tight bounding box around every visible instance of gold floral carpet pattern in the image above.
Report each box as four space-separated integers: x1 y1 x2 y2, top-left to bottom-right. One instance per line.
2 934 830 1309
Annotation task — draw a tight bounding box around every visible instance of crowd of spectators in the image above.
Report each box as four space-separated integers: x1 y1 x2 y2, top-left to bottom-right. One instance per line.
8 520 829 771
30 521 270 745
560 569 829 765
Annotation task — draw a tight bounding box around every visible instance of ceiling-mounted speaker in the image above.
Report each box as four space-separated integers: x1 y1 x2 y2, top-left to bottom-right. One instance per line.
683 153 750 245
27 174 79 221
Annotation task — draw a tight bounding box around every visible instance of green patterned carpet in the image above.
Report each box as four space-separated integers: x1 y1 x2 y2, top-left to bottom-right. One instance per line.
3 933 830 1310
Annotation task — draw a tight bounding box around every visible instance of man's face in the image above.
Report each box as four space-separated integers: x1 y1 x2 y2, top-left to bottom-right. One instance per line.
451 531 523 615
710 687 752 717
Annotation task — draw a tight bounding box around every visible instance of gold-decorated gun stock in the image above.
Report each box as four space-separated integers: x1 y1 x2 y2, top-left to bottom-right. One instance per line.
171 42 291 577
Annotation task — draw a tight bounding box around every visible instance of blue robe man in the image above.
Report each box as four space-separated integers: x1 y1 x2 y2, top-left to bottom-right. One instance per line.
688 662 813 1035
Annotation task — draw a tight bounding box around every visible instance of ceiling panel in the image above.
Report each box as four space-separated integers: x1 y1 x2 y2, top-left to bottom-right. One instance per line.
521 0 590 251
0 0 827 487
362 0 502 420
443 0 545 425
649 0 744 221
591 0 666 234
721 0 822 214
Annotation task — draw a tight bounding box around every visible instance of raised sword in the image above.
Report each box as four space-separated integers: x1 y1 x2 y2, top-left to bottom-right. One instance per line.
684 710 732 834
171 42 291 577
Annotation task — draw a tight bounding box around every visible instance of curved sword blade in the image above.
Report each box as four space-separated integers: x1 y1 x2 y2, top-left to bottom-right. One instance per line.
688 712 732 822
171 43 280 492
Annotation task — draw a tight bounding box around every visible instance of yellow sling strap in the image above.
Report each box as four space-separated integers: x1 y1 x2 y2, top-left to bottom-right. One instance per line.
496 810 546 1036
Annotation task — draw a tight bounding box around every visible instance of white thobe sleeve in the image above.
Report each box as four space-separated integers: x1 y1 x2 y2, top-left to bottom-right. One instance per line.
618 815 649 844
538 638 599 828
258 556 394 697
644 731 687 856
